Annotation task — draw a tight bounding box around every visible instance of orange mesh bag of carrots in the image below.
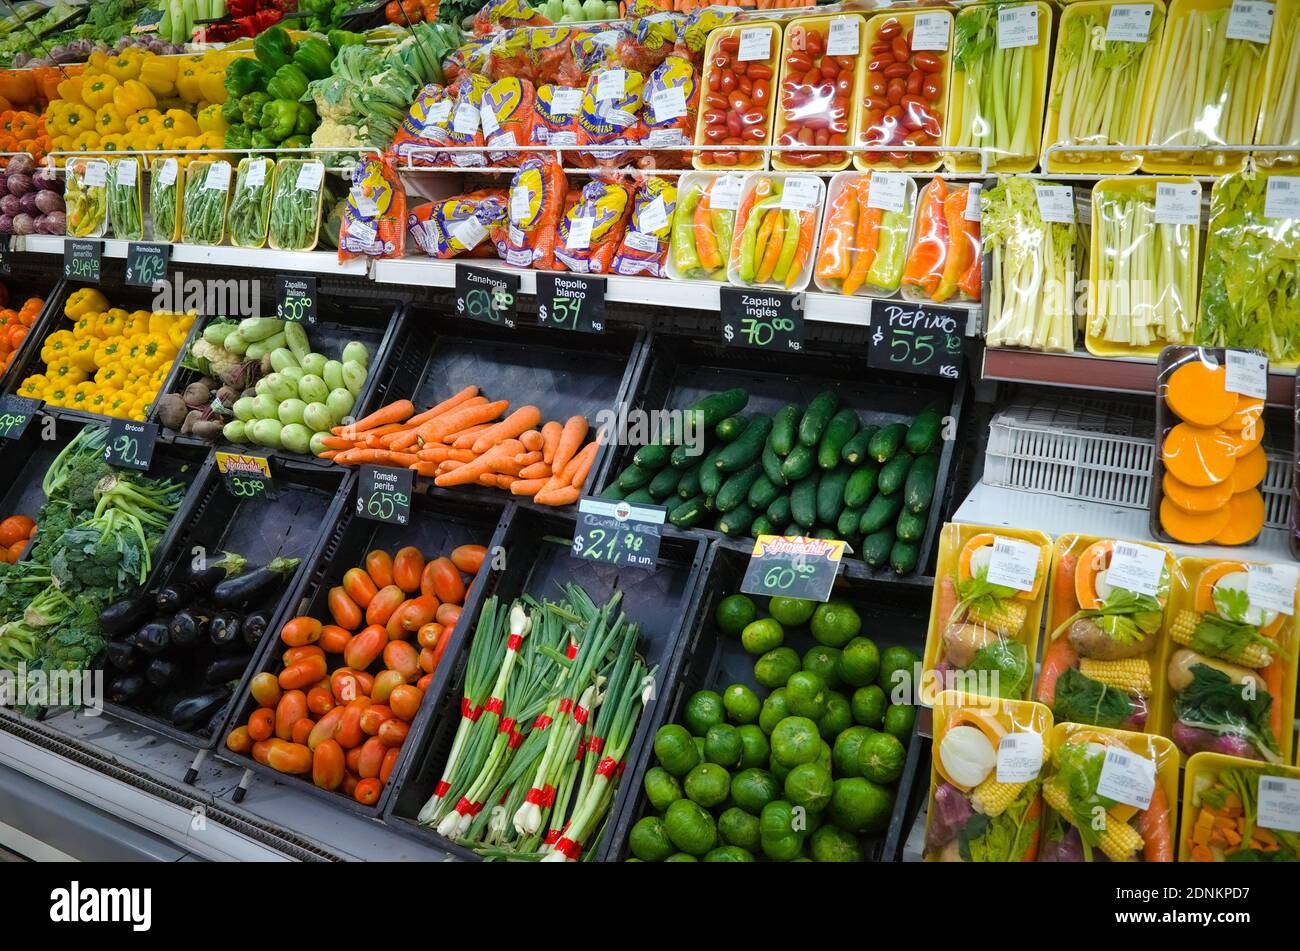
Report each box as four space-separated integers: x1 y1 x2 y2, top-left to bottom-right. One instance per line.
481 76 537 166
612 176 677 277
339 157 406 262
527 26 580 85
530 83 584 155
408 189 508 259
554 176 635 274
503 156 568 270
389 84 455 168
575 65 648 170
637 46 699 170
901 176 982 303
472 0 550 36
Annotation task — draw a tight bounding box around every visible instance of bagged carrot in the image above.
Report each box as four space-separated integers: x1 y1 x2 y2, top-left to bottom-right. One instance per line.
531 83 584 154
481 76 537 166
638 46 698 169
613 176 678 277
504 156 568 270
339 157 406 262
555 177 635 274
388 84 454 168
409 189 509 259
575 65 647 169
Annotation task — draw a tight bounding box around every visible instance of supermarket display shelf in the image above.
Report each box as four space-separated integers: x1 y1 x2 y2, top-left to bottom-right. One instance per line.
16 235 370 278
983 347 1298 406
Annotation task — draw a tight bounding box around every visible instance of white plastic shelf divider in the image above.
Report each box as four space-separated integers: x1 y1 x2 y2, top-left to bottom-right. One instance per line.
17 234 370 277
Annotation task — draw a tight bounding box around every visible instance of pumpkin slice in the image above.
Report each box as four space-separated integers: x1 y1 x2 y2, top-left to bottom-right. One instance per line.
1221 394 1264 432
1229 446 1267 492
1163 472 1233 513
1074 540 1114 610
1160 496 1231 543
1165 359 1236 426
957 532 995 582
1194 561 1249 613
1211 490 1266 546
1162 423 1236 487
1225 423 1263 458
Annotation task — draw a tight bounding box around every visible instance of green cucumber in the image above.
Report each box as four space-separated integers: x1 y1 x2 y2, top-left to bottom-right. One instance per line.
715 415 772 472
715 415 749 442
837 505 865 539
770 403 802 456
905 400 945 455
817 408 860 470
647 466 681 500
688 388 749 430
861 530 893 567
896 508 925 543
782 522 801 536
812 528 838 540
625 487 656 505
890 540 919 574
633 443 672 470
780 444 815 482
751 515 776 538
717 463 763 513
905 452 940 513
816 466 851 526
798 391 839 447
766 494 792 526
697 444 728 497
859 493 903 534
717 504 757 537
761 440 787 488
840 425 879 467
747 474 780 511
671 438 709 469
790 473 819 529
677 465 702 500
617 464 653 492
669 495 707 529
601 481 627 501
842 462 880 509
868 423 907 463
878 454 913 496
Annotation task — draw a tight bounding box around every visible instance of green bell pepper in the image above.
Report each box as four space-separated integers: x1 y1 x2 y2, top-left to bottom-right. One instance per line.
328 29 364 52
240 91 271 128
221 97 242 125
265 64 310 103
254 26 296 72
294 102 318 137
223 124 252 150
260 99 299 142
293 39 334 81
224 58 269 98
250 131 276 150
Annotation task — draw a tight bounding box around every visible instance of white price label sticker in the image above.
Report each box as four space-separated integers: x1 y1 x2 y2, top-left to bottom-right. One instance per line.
986 536 1041 592
997 4 1039 48
651 86 687 122
1247 563 1298 616
1105 4 1155 42
710 174 744 211
565 215 594 250
996 732 1044 784
826 17 859 56
780 176 821 211
549 87 583 116
450 215 487 250
1258 776 1300 833
114 158 137 186
1224 349 1268 399
639 195 670 234
964 182 982 222
1264 176 1300 220
347 217 376 243
510 186 532 222
1035 184 1075 223
1106 541 1166 597
157 158 178 188
596 69 625 101
350 187 378 218
1154 181 1200 225
82 162 108 188
479 103 500 136
204 161 231 191
453 100 480 135
1227 0 1275 44
295 162 323 192
245 160 266 190
867 172 908 213
912 13 951 51
422 99 452 130
1096 746 1156 810
738 27 772 62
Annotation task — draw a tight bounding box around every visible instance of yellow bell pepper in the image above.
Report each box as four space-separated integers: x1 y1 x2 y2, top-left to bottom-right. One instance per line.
139 334 174 371
106 393 132 416
95 362 125 387
44 386 69 407
85 391 112 415
41 330 76 363
113 79 157 115
140 56 179 95
17 375 47 400
46 362 88 387
196 103 227 134
48 101 94 137
81 75 119 110
162 108 199 137
124 310 150 335
93 309 127 339
86 51 112 76
104 50 143 83
71 314 97 338
198 68 227 104
176 65 204 104
65 289 109 319
98 133 128 153
67 383 96 412
70 336 100 372
71 131 101 153
167 321 190 349
126 109 163 136
94 103 127 136
191 131 225 152
56 75 84 104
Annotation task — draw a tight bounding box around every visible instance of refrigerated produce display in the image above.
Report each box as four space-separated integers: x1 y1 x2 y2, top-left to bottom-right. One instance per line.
0 0 1296 870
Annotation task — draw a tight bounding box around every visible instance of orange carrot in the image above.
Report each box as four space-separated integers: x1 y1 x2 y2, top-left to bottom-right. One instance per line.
318 449 339 460
495 475 517 488
346 399 414 433
452 422 498 449
551 416 589 474
513 450 543 466
320 435 357 450
372 387 482 439
434 439 523 487
510 477 548 496
472 405 543 454
534 485 581 506
334 449 420 467
412 462 440 477
541 420 563 464
1139 779 1173 863
566 442 598 489
520 429 544 453
388 398 497 450
519 462 551 480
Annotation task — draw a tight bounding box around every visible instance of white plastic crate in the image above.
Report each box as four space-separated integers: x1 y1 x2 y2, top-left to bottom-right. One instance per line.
985 398 1293 529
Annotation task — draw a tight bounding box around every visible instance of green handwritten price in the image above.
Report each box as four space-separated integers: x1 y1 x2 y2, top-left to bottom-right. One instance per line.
542 296 581 330
127 254 164 285
741 316 796 347
110 433 139 466
365 490 409 522
279 296 313 322
0 412 28 436
762 559 818 592
227 475 268 497
65 256 98 279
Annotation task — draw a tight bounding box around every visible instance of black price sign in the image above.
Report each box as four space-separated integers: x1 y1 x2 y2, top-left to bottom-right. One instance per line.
103 419 157 470
456 264 519 329
740 535 846 603
537 272 604 334
276 275 317 323
0 395 41 440
0 235 11 276
720 287 804 352
64 239 103 282
124 242 171 287
570 497 665 570
868 301 964 379
357 464 413 526
215 451 275 499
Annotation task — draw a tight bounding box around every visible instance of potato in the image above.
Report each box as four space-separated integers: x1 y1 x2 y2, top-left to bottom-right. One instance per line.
1067 619 1151 660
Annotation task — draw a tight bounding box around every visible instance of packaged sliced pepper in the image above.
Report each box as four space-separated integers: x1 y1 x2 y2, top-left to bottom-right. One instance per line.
148 157 182 243
576 65 647 169
813 170 914 296
389 84 454 168
1038 535 1175 733
1180 753 1300 860
107 157 143 241
228 157 275 250
668 171 741 282
900 176 981 303
1039 724 1178 862
613 176 677 277
181 159 231 246
728 172 824 292
555 176 634 274
64 157 110 239
339 156 406 261
481 76 537 166
504 155 567 270
639 47 699 169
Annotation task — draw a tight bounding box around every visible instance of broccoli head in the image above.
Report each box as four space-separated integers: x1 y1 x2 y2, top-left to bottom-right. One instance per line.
49 525 135 596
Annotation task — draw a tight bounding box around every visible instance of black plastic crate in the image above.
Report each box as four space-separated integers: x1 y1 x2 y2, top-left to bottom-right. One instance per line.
101 458 352 750
0 262 68 391
150 279 415 467
384 503 711 861
213 489 510 820
604 543 930 863
377 306 647 505
597 331 965 584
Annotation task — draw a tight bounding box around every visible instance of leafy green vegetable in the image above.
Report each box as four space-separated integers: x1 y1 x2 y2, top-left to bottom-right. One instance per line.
967 639 1030 699
963 782 1041 862
950 565 1017 628
1052 738 1119 861
1052 665 1135 728
1192 614 1289 664
1175 664 1281 764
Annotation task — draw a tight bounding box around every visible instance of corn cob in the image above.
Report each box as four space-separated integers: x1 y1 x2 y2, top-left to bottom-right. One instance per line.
1078 657 1152 696
967 598 1028 637
1043 778 1144 862
1169 609 1272 668
970 735 1049 816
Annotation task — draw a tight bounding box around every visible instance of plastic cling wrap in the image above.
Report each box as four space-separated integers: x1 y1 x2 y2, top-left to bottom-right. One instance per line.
900 176 981 303
1160 556 1298 764
947 1 1052 173
1197 171 1300 366
667 170 739 281
983 177 1085 352
612 176 676 277
1039 724 1178 862
1044 0 1166 175
1038 534 1174 733
1086 177 1200 356
269 159 325 252
924 692 1052 862
1255 0 1300 167
727 172 824 292
228 157 274 250
856 11 952 173
181 159 231 247
771 14 860 172
1180 753 1300 860
64 157 109 239
813 170 916 296
107 157 143 242
693 22 781 170
923 523 1052 703
1144 0 1271 175
148 157 182 244
640 49 699 168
